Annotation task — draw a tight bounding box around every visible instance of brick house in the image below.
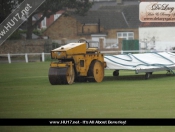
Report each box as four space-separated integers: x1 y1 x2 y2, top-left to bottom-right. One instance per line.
39 10 64 29
43 3 140 49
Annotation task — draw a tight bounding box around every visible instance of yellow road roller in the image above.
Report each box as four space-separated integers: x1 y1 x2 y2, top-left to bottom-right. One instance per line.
48 40 106 85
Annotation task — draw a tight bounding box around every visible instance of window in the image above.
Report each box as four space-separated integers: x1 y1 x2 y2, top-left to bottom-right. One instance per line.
117 32 122 38
117 32 134 40
117 32 134 45
54 14 61 21
41 17 46 28
123 33 127 37
128 32 133 37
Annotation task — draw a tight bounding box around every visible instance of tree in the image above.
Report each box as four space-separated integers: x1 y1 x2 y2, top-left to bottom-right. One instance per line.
26 0 93 39
0 0 23 23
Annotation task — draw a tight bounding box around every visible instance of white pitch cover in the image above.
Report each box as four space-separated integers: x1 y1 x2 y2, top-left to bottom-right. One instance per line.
104 52 175 71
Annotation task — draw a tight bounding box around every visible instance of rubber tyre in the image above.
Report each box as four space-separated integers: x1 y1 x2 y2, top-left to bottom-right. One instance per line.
113 70 119 76
145 72 150 80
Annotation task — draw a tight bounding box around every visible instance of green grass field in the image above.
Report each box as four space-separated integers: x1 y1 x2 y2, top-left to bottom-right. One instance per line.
0 62 175 132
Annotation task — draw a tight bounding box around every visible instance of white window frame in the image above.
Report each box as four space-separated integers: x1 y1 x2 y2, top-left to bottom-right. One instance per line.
116 32 134 46
54 14 61 21
117 32 134 40
41 16 46 28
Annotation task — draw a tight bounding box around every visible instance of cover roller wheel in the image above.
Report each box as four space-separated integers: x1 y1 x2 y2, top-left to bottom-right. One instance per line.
48 66 75 85
145 72 152 80
88 60 104 82
113 70 119 76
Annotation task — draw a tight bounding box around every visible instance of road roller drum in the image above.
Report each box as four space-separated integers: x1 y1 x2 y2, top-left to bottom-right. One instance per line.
48 66 75 85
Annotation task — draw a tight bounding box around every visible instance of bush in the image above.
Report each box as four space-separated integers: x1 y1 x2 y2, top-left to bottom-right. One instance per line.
8 29 45 40
8 30 21 40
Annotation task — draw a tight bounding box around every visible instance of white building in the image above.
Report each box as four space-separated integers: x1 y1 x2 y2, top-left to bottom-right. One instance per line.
139 26 175 51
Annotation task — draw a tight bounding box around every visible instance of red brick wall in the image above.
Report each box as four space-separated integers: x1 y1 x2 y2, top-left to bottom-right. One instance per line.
44 15 78 39
47 15 54 27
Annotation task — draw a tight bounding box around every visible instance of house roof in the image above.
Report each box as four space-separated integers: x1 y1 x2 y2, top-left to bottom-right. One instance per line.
74 4 140 29
122 5 140 28
99 4 140 28
90 0 140 10
73 10 128 29
73 3 175 29
72 4 140 29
